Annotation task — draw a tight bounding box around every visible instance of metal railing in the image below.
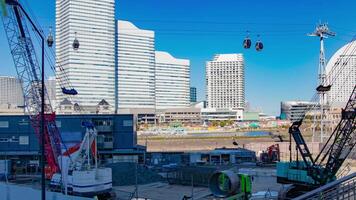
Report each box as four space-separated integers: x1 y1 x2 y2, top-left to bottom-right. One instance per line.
294 172 356 200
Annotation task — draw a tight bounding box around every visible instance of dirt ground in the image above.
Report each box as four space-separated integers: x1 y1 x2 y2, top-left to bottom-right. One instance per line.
138 136 277 152
114 168 282 200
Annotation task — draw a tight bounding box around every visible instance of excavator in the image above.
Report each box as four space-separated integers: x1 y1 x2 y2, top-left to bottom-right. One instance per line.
1 0 113 199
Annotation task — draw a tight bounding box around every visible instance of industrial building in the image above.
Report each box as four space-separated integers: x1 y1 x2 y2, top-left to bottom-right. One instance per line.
0 114 144 171
157 107 202 125
146 148 256 166
280 101 319 122
201 108 243 121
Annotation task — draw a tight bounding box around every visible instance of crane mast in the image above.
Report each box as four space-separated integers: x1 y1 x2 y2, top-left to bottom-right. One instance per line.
1 0 62 177
2 2 113 198
315 85 356 183
286 84 355 185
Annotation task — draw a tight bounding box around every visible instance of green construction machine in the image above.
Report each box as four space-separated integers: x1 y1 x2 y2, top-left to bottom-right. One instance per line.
277 84 356 198
209 170 252 200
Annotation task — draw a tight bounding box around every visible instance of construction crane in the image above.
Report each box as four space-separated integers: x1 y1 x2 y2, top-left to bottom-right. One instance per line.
1 0 112 199
277 84 356 197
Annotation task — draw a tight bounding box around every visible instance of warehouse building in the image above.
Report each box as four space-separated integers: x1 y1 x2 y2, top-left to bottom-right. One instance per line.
0 114 145 172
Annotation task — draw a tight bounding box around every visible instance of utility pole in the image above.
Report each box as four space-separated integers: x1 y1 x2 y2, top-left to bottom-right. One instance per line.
308 23 335 143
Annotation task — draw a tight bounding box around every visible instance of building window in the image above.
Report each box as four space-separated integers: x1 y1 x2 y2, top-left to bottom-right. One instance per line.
123 120 133 127
56 121 62 128
0 121 9 128
19 136 29 145
0 138 9 142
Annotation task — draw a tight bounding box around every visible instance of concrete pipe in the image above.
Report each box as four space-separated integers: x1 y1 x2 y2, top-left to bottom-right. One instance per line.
209 170 240 198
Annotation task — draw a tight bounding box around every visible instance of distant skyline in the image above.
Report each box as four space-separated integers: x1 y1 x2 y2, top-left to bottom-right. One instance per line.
0 0 355 115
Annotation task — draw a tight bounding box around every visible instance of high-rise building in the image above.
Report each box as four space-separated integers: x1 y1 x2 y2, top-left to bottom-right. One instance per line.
280 101 319 122
0 76 23 106
55 0 116 111
155 51 190 109
116 20 155 111
326 41 356 107
206 54 245 110
190 87 197 103
46 76 56 107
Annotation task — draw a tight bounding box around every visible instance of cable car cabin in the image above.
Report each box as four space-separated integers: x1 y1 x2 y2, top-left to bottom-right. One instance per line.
47 35 53 47
61 87 78 95
255 41 263 51
243 38 251 49
72 38 79 50
316 85 331 92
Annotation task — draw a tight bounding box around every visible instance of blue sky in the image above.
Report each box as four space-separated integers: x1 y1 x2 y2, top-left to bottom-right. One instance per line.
0 0 355 115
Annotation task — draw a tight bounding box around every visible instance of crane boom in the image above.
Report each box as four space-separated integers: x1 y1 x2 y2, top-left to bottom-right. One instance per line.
1 0 62 177
316 85 356 183
288 85 356 185
1 1 113 197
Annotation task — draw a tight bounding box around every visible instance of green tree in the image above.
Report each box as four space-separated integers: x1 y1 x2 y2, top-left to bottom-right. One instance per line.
220 121 227 127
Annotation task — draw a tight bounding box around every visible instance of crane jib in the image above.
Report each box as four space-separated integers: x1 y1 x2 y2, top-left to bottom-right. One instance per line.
289 85 356 185
1 3 61 178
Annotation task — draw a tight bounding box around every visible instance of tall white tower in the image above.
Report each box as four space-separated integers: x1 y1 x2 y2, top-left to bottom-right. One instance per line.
55 0 116 112
206 54 245 110
155 51 190 109
116 20 155 112
308 23 335 142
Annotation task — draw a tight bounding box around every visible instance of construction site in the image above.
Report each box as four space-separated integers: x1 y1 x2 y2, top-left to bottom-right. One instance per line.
0 0 355 200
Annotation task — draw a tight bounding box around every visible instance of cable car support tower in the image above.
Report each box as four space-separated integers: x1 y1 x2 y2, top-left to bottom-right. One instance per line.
308 23 335 142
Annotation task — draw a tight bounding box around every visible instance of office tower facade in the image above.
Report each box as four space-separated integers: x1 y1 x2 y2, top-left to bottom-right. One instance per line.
206 54 245 110
116 20 155 111
155 51 190 109
55 0 116 111
0 76 23 106
46 76 56 107
280 101 319 122
190 87 197 103
326 41 356 107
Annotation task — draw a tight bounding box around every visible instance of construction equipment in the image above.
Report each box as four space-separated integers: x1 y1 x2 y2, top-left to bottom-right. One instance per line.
1 0 112 198
277 85 356 197
257 144 280 166
209 170 252 200
49 126 112 198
